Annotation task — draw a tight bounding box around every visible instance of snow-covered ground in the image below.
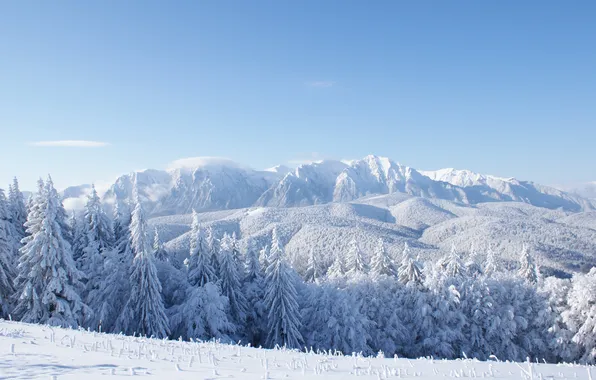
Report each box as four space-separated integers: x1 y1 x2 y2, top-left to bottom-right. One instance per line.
0 320 593 379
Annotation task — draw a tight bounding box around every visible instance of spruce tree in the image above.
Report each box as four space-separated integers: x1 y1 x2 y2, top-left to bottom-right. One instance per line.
398 242 423 287
8 177 27 240
518 244 538 284
484 245 499 277
304 248 322 283
346 238 368 275
70 212 86 263
370 238 397 278
115 189 169 338
326 251 346 278
243 240 267 346
13 177 90 327
0 189 16 317
153 228 168 262
219 233 248 327
264 228 303 349
187 210 216 286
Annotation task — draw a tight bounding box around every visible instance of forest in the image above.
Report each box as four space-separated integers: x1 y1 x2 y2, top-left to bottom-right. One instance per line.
0 176 595 365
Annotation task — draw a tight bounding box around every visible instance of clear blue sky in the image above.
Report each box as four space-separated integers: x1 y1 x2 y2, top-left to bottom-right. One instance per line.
1 0 595 190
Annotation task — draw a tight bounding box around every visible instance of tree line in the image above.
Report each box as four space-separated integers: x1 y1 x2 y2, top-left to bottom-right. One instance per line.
0 176 595 364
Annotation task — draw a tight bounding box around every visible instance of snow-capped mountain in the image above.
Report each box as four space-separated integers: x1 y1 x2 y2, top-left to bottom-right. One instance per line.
555 181 596 200
421 167 594 211
63 155 594 214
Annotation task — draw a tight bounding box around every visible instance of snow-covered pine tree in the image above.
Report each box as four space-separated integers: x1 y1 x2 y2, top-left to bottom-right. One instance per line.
484 245 499 277
0 189 17 317
187 210 216 287
230 231 244 273
70 212 86 263
302 283 371 355
115 189 169 338
8 177 27 241
83 184 113 252
169 282 235 342
370 238 397 278
219 233 248 328
518 244 538 284
443 244 467 281
13 177 90 327
264 228 303 349
153 228 168 262
243 240 267 346
465 243 483 278
86 200 133 332
304 248 323 283
259 244 270 270
346 238 368 275
398 242 423 287
206 226 220 278
326 251 346 278
562 268 596 364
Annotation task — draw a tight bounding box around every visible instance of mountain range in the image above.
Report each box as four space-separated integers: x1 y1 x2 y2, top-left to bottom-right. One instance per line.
63 155 594 215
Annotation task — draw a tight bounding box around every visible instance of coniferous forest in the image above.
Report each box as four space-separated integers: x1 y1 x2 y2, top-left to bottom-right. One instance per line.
2 176 596 364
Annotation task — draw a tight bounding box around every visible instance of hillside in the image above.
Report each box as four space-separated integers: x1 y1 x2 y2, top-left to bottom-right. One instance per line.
0 320 592 379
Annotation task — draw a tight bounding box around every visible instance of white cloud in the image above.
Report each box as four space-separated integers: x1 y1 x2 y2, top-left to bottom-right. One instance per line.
306 81 335 88
166 156 246 171
29 140 110 148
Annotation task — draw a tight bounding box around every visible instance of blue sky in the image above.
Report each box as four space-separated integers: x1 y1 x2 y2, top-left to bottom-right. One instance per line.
1 0 595 190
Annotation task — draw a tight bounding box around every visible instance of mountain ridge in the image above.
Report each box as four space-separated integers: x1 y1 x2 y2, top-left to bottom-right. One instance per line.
62 154 594 214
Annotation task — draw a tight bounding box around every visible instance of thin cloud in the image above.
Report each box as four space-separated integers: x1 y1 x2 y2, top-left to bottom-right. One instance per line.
306 81 335 88
29 140 110 148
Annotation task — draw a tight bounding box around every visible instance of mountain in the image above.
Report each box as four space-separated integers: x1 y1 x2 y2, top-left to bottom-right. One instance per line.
62 155 594 214
554 181 596 200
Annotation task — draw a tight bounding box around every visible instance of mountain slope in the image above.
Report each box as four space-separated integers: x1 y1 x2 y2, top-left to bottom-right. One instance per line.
63 155 594 214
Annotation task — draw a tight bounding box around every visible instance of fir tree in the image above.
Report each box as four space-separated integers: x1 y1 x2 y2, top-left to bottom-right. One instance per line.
465 243 483 278
153 228 168 262
443 244 467 281
484 245 499 277
518 244 538 284
115 189 169 338
187 210 216 287
398 242 423 287
370 238 398 278
219 233 248 327
346 238 368 275
8 177 27 240
13 177 90 327
243 240 267 346
70 212 86 263
326 251 346 278
264 228 303 349
304 248 323 283
0 189 16 317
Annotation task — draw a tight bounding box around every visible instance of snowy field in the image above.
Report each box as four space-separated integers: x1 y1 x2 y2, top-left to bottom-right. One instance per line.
0 320 593 380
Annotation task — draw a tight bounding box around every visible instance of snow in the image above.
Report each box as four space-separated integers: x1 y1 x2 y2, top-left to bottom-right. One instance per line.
0 320 594 379
63 155 595 214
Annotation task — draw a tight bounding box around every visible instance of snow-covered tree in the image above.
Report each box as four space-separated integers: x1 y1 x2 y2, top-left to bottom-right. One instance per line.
326 251 346 278
115 190 169 338
302 283 371 355
518 244 538 284
187 211 216 287
398 242 423 287
264 228 303 349
13 177 90 327
83 185 113 251
484 245 499 277
243 240 267 346
169 282 235 342
304 248 323 283
153 229 168 262
465 244 483 278
86 201 133 332
8 177 27 240
346 238 368 275
370 238 397 278
70 212 86 263
563 269 596 363
219 233 248 327
206 226 220 278
438 244 467 282
259 244 270 271
0 189 16 317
